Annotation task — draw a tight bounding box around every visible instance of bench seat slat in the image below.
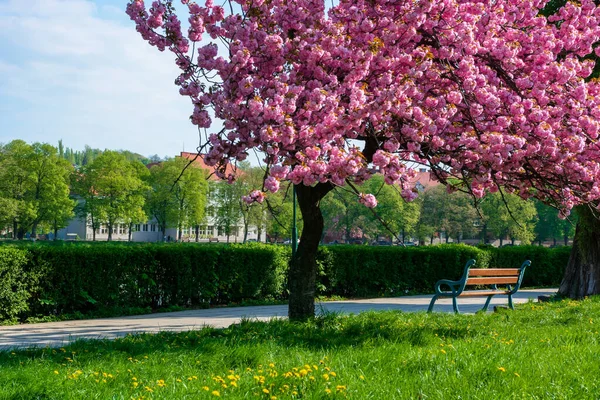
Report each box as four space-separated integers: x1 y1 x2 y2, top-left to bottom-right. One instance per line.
467 277 518 285
459 290 510 297
468 268 520 277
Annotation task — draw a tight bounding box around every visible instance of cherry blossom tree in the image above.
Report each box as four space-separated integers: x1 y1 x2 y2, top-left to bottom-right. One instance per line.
128 0 600 319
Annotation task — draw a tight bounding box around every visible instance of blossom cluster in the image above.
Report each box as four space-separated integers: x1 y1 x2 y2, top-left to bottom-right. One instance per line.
127 0 600 213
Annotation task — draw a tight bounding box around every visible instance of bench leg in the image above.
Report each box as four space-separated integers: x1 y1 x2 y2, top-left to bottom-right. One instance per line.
508 294 514 310
482 295 494 312
452 297 460 313
428 295 439 313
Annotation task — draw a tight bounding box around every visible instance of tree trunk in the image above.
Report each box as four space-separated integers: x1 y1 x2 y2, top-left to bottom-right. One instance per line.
13 220 17 239
31 222 38 238
288 183 333 321
482 223 488 244
53 226 58 241
243 222 249 243
559 206 600 298
195 225 199 242
128 223 133 242
107 224 113 241
257 224 263 243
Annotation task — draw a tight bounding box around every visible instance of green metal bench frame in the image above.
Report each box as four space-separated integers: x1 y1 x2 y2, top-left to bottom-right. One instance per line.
427 259 531 313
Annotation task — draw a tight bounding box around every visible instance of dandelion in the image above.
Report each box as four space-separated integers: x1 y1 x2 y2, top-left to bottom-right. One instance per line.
330 371 337 377
263 388 270 394
325 388 332 394
336 385 347 392
323 374 330 380
359 375 365 380
514 372 520 377
497 367 506 372
211 390 220 397
202 386 210 391
440 349 447 354
144 386 153 393
132 382 139 388
53 371 59 375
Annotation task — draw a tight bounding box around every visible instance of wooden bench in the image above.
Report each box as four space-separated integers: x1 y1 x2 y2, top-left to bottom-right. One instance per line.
427 259 531 313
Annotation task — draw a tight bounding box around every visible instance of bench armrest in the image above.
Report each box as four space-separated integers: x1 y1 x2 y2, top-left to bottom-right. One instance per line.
434 279 462 296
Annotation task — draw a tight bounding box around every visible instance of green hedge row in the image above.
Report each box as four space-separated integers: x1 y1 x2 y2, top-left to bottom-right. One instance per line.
315 244 571 297
0 243 571 322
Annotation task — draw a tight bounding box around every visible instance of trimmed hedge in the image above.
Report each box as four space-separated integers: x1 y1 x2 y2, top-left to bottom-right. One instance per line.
0 242 571 322
23 243 288 318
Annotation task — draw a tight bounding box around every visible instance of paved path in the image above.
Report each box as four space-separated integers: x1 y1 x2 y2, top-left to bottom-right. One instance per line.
0 289 556 350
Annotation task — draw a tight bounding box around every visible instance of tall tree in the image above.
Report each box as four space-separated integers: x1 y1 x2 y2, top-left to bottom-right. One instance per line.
129 0 600 318
0 141 73 238
85 151 147 241
481 192 538 246
146 157 208 240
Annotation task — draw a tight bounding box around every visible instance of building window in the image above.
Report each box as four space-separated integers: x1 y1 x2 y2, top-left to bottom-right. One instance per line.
151 224 156 232
135 224 141 231
207 226 214 236
199 226 206 235
143 224 149 232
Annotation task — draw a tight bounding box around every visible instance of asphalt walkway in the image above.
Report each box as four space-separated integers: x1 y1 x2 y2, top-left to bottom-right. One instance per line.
0 288 556 350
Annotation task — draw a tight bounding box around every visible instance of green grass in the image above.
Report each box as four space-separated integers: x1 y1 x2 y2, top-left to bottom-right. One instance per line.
1 297 600 399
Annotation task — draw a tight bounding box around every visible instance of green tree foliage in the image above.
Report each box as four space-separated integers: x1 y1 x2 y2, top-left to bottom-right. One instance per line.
212 178 246 243
415 186 478 244
481 192 538 246
82 151 148 241
146 157 208 241
534 200 577 246
0 141 73 239
237 165 269 242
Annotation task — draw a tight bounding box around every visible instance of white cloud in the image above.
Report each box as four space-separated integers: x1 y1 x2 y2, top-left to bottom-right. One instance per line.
0 0 201 157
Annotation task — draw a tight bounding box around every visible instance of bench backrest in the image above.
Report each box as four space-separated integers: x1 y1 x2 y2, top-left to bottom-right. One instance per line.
457 259 530 294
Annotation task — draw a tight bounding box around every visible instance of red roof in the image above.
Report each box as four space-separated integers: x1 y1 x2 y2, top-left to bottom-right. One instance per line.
178 152 236 181
409 169 440 191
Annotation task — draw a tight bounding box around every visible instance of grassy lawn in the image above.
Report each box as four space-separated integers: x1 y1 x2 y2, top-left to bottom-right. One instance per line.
1 297 599 399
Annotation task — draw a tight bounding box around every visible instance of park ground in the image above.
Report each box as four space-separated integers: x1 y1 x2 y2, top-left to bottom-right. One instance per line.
1 289 598 399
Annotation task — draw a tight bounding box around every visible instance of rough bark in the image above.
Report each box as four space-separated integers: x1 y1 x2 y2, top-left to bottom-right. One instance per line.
288 182 333 321
559 206 600 298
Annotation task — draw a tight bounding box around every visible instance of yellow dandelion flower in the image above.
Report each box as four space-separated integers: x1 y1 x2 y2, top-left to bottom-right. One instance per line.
230 381 237 387
497 367 506 372
325 388 332 394
203 386 210 391
144 386 153 393
359 375 365 380
309 376 315 381
211 390 220 397
440 349 447 354
270 397 277 400
263 388 270 394
514 372 520 377
176 378 182 383
132 382 139 388
292 391 298 396
300 369 308 376
336 385 347 392
53 371 59 375
269 363 275 368
323 374 330 380
132 377 137 381
330 371 337 377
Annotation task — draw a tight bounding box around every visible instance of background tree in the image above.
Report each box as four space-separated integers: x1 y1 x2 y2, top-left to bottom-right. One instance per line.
212 179 245 243
481 192 538 246
129 0 600 317
171 157 208 241
534 200 577 246
0 141 73 239
86 151 147 241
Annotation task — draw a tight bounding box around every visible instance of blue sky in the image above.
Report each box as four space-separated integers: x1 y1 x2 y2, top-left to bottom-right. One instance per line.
0 0 203 158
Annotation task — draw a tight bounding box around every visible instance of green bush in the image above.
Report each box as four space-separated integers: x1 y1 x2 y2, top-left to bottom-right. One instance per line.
0 247 32 320
316 244 490 297
0 241 571 322
22 243 289 319
487 245 570 287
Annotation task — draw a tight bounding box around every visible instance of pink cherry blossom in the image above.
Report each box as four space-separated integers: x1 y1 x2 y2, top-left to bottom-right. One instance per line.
127 0 600 214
